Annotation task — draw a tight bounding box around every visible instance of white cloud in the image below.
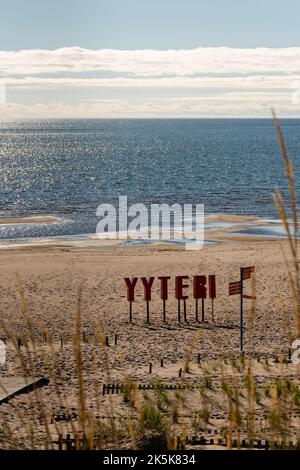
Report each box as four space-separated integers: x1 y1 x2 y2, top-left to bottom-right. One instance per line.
1 47 300 118
1 92 299 120
4 74 300 90
0 46 300 76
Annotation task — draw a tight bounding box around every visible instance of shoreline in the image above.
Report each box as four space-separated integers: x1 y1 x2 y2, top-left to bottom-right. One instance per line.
0 213 288 249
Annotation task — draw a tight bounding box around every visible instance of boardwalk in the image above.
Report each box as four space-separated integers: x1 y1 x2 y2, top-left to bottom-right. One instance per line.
0 377 49 404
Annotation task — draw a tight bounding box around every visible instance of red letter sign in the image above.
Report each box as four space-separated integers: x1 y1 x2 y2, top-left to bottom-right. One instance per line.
141 277 155 301
124 277 138 302
158 276 171 301
193 275 207 299
175 276 189 300
208 275 216 299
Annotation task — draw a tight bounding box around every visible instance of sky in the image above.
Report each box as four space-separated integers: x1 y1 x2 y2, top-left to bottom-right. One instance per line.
0 0 300 118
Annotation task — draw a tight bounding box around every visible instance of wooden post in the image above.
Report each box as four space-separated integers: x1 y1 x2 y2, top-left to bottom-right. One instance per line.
105 336 109 347
146 301 150 324
257 439 262 449
58 434 63 451
17 337 21 349
149 363 152 373
195 299 199 323
114 334 118 346
129 301 133 324
211 299 214 322
178 300 181 323
265 440 269 450
66 434 72 450
183 299 187 323
201 299 205 322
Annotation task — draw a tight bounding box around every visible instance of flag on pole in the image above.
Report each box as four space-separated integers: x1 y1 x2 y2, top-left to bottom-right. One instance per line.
228 266 256 353
229 281 241 296
241 266 255 280
229 268 256 298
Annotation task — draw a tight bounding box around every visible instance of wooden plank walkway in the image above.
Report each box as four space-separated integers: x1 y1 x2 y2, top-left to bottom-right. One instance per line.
0 377 49 404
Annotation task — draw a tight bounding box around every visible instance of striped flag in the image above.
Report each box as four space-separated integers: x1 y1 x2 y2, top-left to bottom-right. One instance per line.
229 281 241 296
242 266 255 280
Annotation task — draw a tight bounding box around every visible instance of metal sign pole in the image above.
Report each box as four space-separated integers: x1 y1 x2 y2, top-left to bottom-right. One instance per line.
183 299 187 323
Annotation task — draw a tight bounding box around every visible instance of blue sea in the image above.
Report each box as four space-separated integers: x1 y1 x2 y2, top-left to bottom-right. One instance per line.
0 118 299 244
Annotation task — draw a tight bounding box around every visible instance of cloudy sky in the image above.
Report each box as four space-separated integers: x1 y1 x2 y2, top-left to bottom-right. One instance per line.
1 0 300 119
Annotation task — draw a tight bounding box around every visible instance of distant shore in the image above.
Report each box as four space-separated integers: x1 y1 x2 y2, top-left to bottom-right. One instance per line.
0 215 60 225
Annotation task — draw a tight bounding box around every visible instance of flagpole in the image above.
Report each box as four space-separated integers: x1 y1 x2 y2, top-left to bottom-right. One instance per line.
240 267 244 353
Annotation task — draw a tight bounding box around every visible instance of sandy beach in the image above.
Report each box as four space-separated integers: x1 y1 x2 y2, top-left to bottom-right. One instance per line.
0 234 292 352
0 235 299 448
0 236 295 356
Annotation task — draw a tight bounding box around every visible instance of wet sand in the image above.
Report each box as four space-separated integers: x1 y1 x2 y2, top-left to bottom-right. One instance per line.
0 215 60 225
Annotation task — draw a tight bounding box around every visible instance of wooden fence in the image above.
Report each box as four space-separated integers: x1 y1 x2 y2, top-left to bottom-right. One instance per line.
52 432 300 450
102 382 194 395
